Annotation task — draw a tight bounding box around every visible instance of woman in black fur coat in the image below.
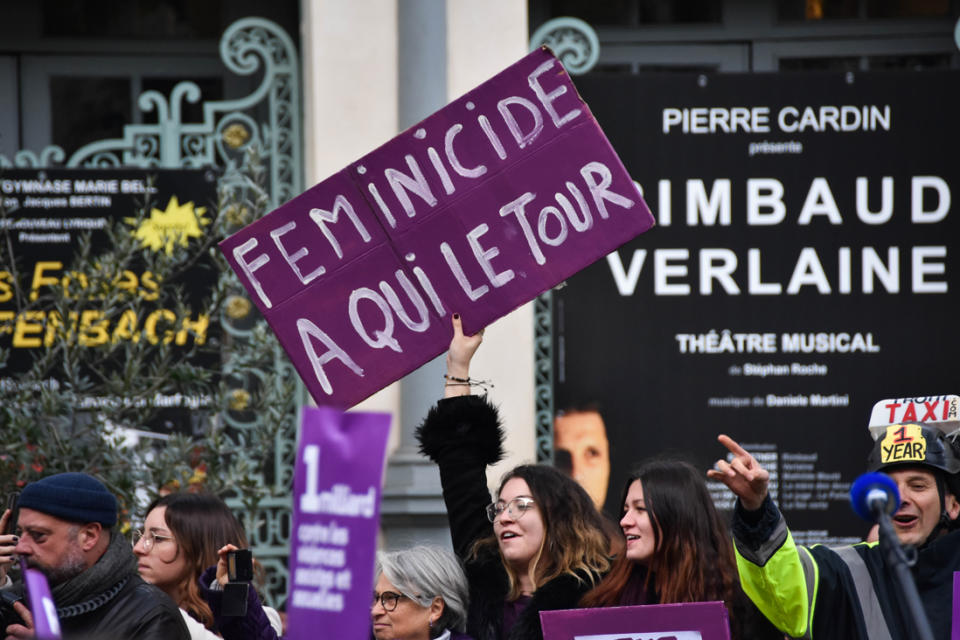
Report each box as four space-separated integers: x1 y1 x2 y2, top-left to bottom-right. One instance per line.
416 315 611 640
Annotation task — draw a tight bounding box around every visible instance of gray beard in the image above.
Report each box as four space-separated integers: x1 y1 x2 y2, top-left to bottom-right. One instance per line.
29 545 86 586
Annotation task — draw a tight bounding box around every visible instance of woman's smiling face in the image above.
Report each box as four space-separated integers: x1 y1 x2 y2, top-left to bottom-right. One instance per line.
620 479 657 564
493 477 545 573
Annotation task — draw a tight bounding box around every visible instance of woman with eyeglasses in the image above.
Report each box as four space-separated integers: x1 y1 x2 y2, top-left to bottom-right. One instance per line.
579 460 782 640
416 315 611 640
134 492 283 640
371 545 472 640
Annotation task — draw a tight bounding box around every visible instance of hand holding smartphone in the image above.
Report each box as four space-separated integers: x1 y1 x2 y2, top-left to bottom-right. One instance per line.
223 548 253 617
227 549 253 582
0 492 20 582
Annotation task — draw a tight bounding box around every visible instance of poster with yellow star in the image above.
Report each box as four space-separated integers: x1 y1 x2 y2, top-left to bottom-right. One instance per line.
126 196 211 256
0 168 220 433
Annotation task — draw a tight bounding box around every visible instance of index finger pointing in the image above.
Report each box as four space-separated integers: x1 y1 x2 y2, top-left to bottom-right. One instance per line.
717 434 750 458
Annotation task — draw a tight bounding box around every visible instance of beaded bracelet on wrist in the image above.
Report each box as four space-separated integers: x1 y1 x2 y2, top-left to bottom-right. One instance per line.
443 374 494 391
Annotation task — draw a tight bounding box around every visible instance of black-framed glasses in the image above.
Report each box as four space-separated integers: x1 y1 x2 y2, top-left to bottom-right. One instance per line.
372 591 407 611
134 529 176 553
485 496 536 523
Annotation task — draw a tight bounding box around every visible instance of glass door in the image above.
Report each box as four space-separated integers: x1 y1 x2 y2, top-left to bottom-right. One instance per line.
0 56 19 160
20 54 224 158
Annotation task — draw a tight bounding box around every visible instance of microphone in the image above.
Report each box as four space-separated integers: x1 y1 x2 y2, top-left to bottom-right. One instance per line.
850 472 936 640
850 472 900 522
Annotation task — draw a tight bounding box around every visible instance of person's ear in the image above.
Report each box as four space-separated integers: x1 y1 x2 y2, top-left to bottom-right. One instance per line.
78 522 103 551
945 493 960 521
429 596 444 626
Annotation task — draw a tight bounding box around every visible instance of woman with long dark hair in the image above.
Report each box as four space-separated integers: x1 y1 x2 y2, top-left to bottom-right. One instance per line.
581 460 781 640
416 316 611 640
134 492 282 640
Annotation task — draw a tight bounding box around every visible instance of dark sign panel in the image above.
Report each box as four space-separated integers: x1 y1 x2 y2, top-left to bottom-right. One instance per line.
0 168 219 432
554 71 959 542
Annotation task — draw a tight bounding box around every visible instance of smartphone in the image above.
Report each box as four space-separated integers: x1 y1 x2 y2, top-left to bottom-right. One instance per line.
4 492 19 536
224 549 252 618
226 549 253 583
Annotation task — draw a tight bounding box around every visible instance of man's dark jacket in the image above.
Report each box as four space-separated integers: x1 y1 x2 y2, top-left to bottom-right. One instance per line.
6 531 188 640
58 574 189 640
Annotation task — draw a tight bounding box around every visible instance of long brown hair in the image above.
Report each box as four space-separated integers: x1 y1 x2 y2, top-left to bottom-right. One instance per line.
472 464 612 600
581 460 737 609
146 492 250 629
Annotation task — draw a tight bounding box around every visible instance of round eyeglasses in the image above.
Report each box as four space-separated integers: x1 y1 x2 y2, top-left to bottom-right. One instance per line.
134 529 176 553
372 591 407 611
485 496 536 523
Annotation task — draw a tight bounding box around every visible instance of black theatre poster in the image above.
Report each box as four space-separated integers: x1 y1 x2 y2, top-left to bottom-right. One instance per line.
554 71 959 543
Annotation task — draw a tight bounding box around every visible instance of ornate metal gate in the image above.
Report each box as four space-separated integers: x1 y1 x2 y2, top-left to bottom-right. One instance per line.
529 17 600 464
1 17 302 606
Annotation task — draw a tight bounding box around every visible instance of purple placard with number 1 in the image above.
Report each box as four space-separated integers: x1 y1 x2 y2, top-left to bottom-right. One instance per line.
286 407 391 640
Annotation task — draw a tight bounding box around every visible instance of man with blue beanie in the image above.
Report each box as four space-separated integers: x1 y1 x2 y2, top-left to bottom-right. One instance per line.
1 472 188 639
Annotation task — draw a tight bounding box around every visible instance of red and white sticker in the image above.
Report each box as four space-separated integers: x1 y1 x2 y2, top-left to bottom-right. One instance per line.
869 395 959 440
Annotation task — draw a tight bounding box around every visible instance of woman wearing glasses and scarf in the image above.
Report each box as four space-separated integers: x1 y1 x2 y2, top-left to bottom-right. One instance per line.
416 315 611 640
135 492 283 640
372 545 472 640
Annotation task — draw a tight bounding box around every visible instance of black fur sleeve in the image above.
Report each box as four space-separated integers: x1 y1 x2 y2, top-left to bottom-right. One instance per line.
416 395 505 466
415 395 506 560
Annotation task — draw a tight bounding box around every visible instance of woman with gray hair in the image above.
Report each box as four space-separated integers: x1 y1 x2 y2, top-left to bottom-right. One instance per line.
372 545 473 640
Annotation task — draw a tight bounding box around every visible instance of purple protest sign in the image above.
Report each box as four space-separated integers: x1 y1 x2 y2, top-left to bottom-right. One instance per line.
23 567 61 639
286 407 391 640
540 601 732 640
953 572 959 640
220 46 655 408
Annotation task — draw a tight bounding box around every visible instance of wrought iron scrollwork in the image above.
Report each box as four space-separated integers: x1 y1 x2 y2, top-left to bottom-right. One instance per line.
528 18 600 462
0 17 302 210
534 291 555 463
529 17 600 76
0 17 303 607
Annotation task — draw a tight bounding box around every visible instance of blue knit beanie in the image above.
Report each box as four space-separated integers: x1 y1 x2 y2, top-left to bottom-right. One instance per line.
19 472 118 527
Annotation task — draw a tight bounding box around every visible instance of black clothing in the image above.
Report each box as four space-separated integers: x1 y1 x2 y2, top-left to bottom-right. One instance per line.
734 494 960 639
28 531 188 640
59 574 189 640
417 395 599 640
198 565 279 640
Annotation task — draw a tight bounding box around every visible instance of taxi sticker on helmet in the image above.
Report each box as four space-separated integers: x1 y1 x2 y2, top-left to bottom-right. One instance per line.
880 424 927 464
